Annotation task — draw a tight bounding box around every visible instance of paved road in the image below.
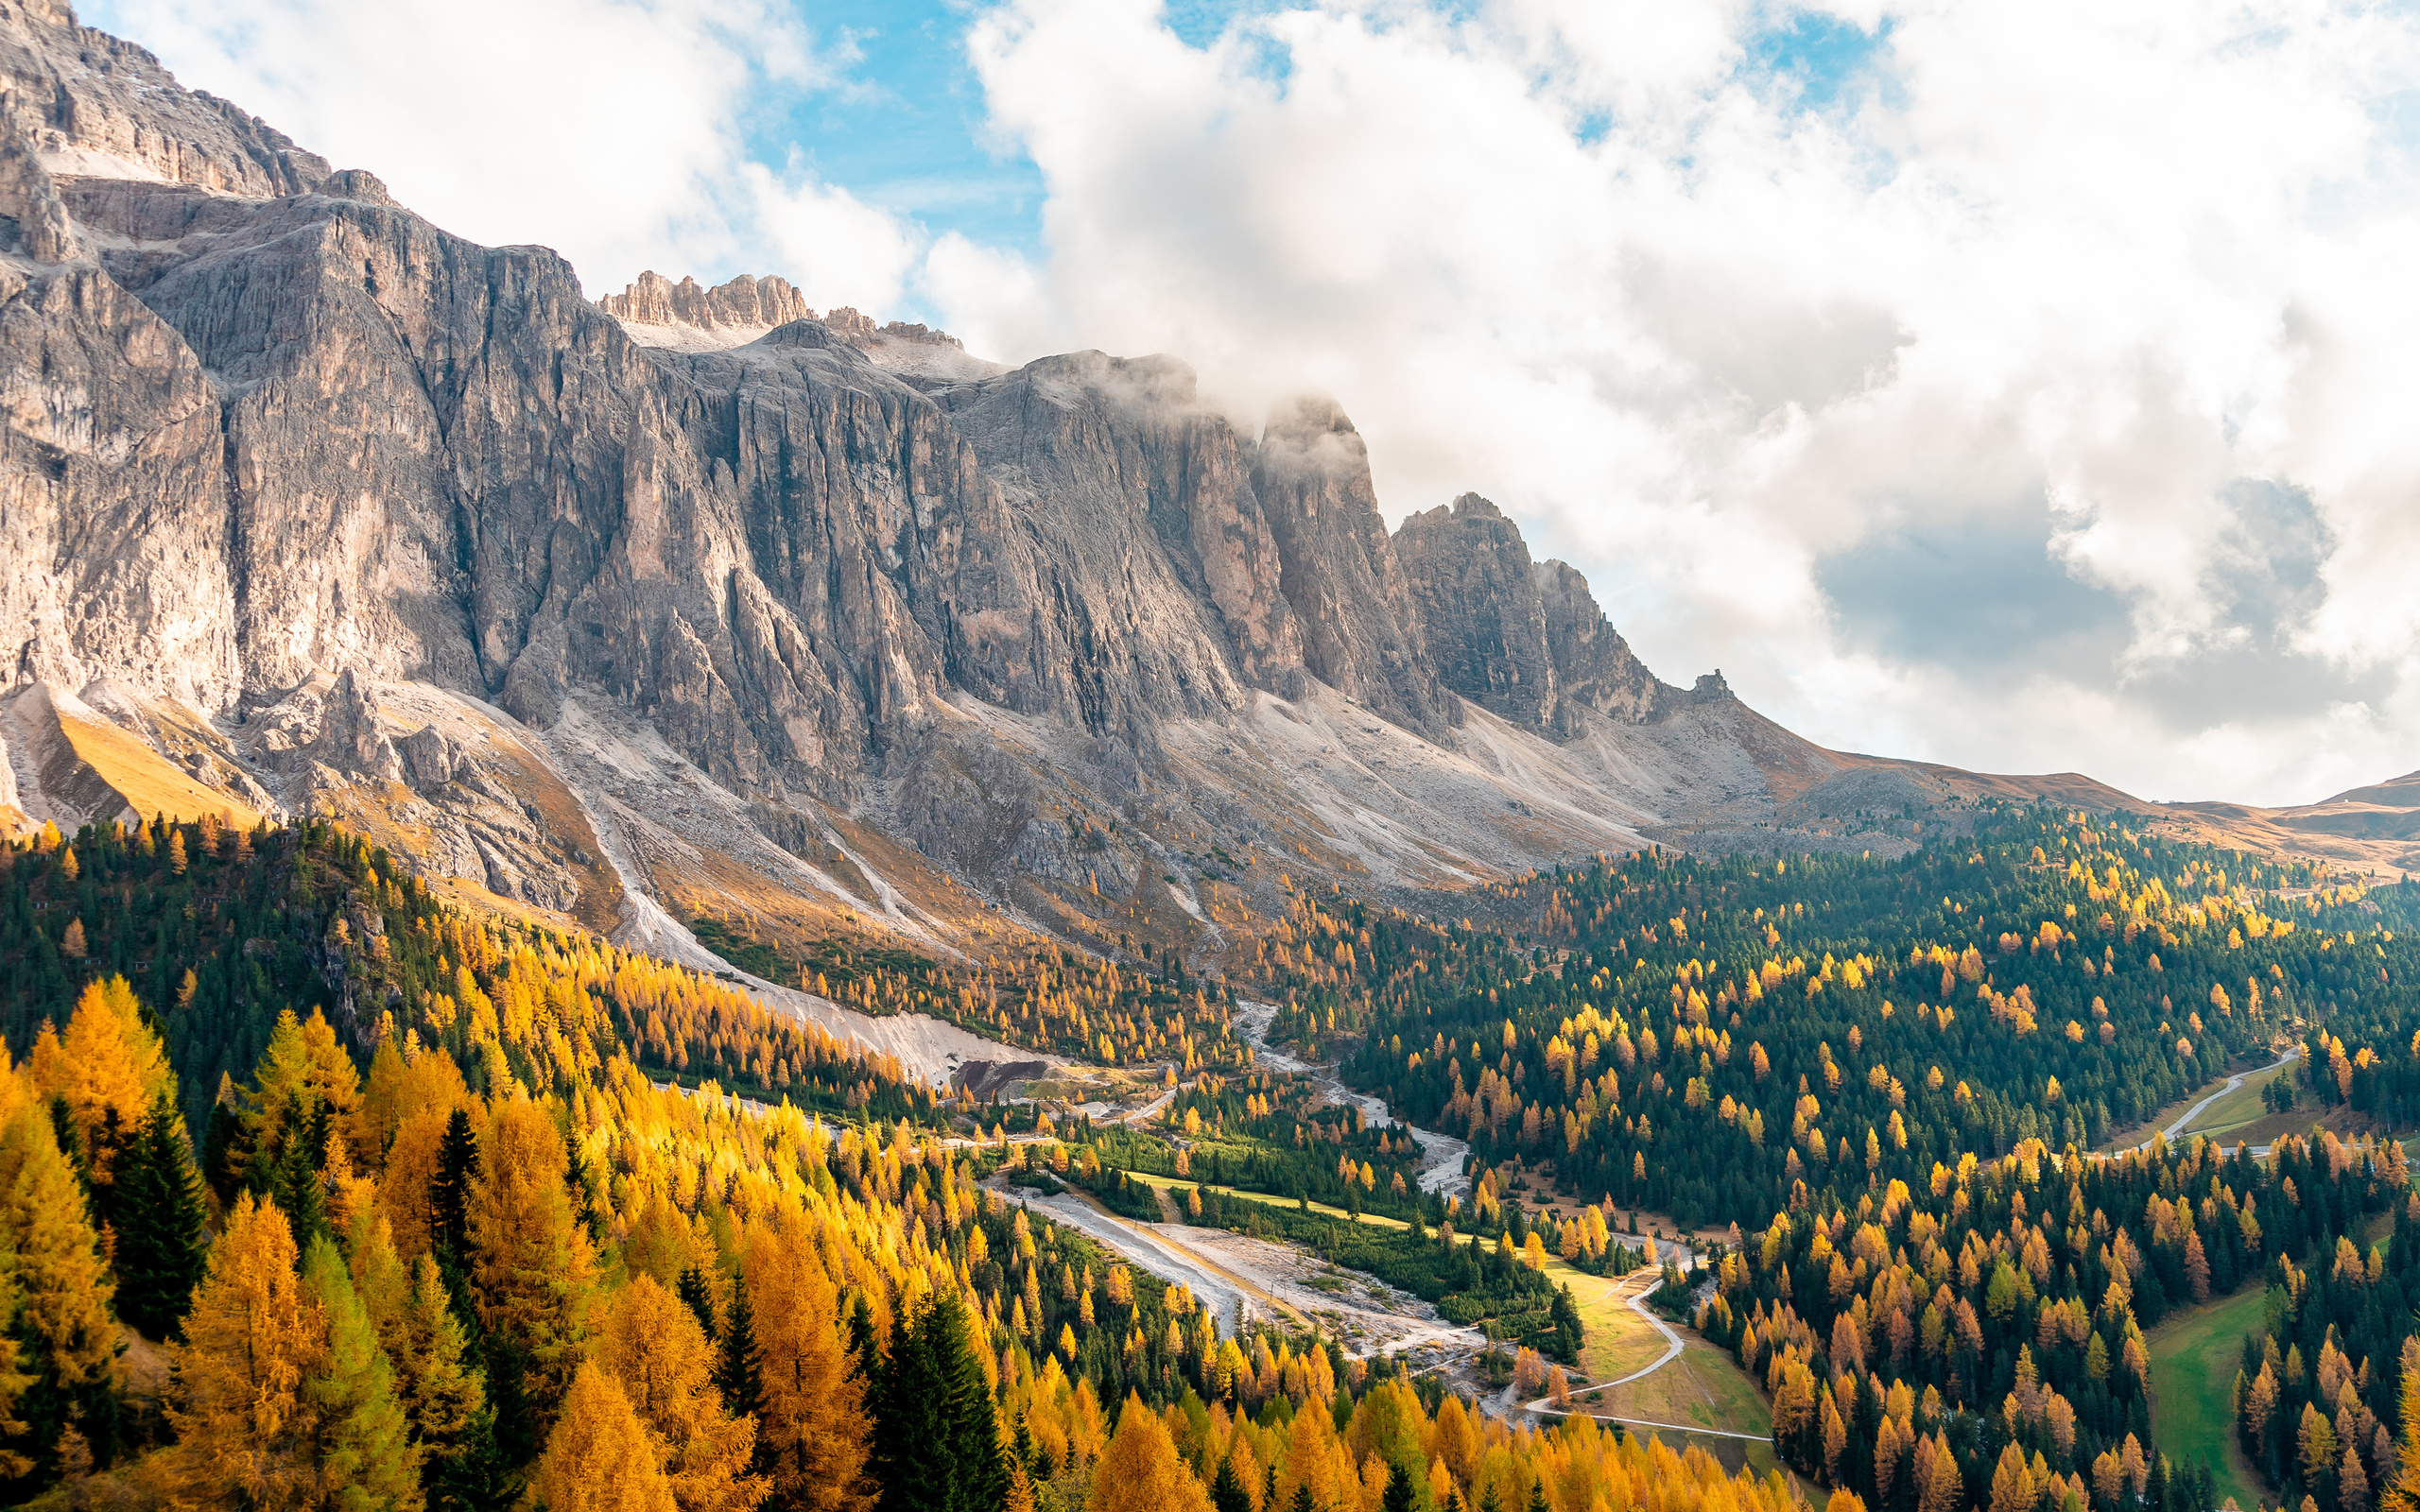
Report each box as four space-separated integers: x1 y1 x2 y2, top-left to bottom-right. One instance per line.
2108 1051 2300 1157
1512 1265 1685 1418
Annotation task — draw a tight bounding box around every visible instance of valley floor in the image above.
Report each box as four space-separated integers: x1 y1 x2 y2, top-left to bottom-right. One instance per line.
2145 1286 2270 1512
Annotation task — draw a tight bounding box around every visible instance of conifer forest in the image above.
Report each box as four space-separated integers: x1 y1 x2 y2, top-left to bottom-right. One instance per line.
0 802 2412 1512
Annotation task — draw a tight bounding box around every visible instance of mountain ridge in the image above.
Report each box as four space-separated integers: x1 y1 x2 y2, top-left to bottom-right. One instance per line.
0 0 2404 1021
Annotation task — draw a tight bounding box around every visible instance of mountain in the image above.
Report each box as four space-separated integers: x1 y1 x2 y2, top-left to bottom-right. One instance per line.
0 0 2400 1015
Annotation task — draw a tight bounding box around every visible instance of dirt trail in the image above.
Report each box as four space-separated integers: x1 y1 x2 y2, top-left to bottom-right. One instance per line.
1009 1182 1305 1334
1236 1000 1472 1196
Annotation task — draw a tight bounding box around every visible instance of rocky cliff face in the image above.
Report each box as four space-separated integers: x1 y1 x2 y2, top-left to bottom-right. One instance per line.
598 270 815 334
1394 492 1563 733
1533 559 1687 725
0 0 1847 979
0 0 329 198
1253 397 1459 741
1391 492 1703 741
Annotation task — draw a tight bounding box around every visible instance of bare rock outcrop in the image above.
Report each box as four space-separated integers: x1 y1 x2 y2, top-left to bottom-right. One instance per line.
1533 559 1686 726
398 723 462 789
1392 494 1702 740
0 114 75 261
1253 396 1458 741
932 351 1306 723
0 0 329 195
1393 492 1561 732
310 670 406 784
600 270 815 333
0 255 238 706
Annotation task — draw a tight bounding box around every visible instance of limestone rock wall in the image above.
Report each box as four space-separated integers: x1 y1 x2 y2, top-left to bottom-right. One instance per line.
1394 492 1561 731
0 0 1806 934
1252 395 1458 741
0 1 329 195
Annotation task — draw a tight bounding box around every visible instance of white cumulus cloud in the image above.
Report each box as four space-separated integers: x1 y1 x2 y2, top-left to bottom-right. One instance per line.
936 0 2420 807
85 0 923 307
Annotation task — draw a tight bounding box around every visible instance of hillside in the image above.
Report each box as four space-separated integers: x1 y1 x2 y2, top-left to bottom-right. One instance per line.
8 7 2420 1512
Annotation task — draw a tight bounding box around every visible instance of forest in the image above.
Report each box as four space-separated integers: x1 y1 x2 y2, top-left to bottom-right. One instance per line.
0 813 1816 1512
1241 805 2420 1512
4 800 2417 1512
1693 1125 2409 1512
1274 810 2417 1228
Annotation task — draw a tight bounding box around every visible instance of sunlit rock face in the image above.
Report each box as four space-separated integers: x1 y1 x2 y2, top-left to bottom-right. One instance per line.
0 0 1836 960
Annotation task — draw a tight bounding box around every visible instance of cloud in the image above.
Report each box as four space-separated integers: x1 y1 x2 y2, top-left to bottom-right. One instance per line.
79 0 2420 807
936 0 2420 806
85 0 921 305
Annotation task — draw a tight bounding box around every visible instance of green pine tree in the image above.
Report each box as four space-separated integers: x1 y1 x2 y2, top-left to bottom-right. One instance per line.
427 1415 509 1512
1548 1285 1582 1365
843 1289 877 1386
1211 1453 1253 1512
428 1108 477 1267
398 1255 495 1508
678 1265 719 1343
1382 1463 1415 1512
266 1105 327 1250
301 1237 421 1507
871 1292 1004 1512
713 1276 764 1430
111 1097 208 1339
562 1125 602 1245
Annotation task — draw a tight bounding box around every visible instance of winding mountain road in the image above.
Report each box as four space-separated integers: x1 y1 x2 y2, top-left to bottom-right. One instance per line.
2111 1050 2300 1157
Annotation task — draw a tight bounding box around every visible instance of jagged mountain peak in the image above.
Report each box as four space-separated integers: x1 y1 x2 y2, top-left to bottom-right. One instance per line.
598 269 816 335
598 267 1006 386
0 0 331 198
1 0 2157 993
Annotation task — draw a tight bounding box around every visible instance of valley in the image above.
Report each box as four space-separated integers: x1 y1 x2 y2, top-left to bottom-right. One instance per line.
0 5 2413 1512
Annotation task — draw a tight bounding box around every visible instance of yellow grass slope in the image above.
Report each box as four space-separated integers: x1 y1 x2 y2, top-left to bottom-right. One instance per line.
5 683 261 831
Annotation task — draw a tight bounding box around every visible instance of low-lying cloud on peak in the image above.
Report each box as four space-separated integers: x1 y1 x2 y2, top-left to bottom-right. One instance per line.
942 0 2420 806
92 0 2420 808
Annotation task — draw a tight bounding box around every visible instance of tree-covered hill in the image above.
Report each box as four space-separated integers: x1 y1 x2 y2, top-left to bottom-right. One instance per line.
0 813 1807 1512
1241 807 2416 1229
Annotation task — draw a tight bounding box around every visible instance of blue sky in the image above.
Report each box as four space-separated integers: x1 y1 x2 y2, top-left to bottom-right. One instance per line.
754 0 1287 268
760 0 1046 260
745 0 1887 300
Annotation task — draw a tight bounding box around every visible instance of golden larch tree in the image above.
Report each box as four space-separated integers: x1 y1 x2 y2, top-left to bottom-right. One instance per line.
742 1206 871 1512
531 1363 679 1512
0 1108 120 1406
243 1009 367 1165
594 1275 767 1512
160 1193 326 1509
1089 1396 1213 1512
26 975 174 1188
467 1097 596 1437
